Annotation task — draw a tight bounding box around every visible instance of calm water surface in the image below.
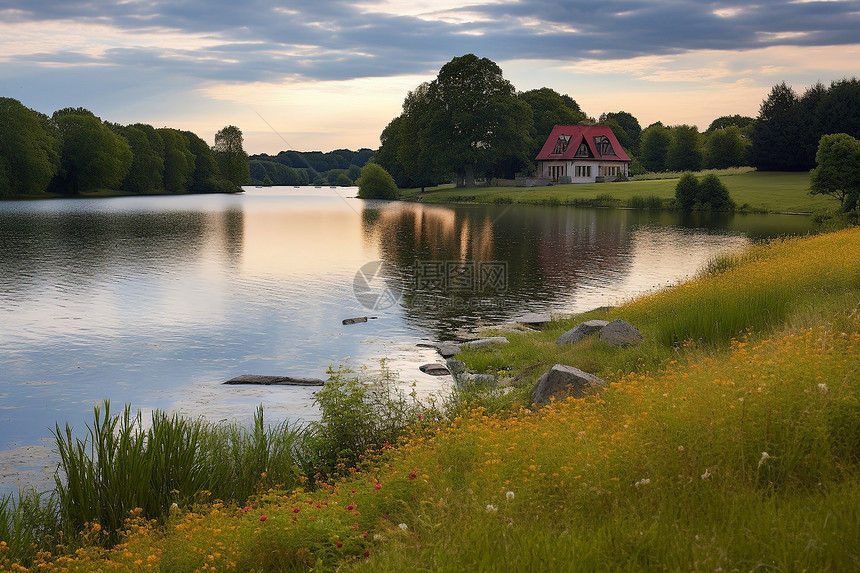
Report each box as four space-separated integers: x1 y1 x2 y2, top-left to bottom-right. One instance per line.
0 187 813 491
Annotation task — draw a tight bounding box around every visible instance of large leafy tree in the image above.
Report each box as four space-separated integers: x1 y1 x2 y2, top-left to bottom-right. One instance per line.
751 82 804 171
379 54 534 188
520 87 586 158
52 108 132 194
639 122 672 172
601 111 641 155
666 125 704 172
213 125 249 186
0 97 61 197
704 125 749 169
184 130 224 193
810 133 860 212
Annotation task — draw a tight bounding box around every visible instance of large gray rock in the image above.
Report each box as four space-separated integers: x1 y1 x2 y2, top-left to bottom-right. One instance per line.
224 374 325 386
435 342 461 357
460 336 510 350
514 313 552 329
599 319 644 347
556 319 610 345
419 363 450 376
446 358 467 378
531 364 607 406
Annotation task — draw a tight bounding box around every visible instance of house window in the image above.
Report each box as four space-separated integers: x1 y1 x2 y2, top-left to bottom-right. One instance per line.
593 136 615 156
552 135 571 155
574 142 591 158
575 165 592 178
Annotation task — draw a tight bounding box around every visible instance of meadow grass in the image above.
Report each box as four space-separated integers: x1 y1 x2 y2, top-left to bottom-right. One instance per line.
402 170 836 214
2 228 859 571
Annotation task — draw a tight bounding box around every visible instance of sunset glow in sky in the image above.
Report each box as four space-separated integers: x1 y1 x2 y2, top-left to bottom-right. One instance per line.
2 0 859 154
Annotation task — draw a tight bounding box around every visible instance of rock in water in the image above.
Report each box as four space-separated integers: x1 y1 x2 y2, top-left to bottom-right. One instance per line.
531 364 607 406
224 375 325 386
556 319 610 345
599 319 643 347
342 317 368 325
419 363 450 376
435 342 461 357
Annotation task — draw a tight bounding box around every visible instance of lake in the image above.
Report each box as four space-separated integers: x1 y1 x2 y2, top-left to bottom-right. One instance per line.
0 187 813 493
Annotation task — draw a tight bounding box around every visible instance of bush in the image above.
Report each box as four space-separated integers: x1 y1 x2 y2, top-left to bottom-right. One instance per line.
674 173 736 211
674 173 699 210
356 163 399 199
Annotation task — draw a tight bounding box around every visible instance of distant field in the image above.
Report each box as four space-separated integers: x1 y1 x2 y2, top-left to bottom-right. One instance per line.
402 170 836 214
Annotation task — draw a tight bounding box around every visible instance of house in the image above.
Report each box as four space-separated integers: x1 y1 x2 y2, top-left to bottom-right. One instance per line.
535 124 631 183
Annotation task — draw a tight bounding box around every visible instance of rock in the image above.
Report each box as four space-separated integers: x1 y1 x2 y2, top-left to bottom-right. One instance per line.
446 359 467 377
514 312 552 329
419 363 450 376
599 319 643 347
224 374 325 386
460 336 509 350
342 316 377 325
556 319 610 345
531 364 607 406
435 342 461 357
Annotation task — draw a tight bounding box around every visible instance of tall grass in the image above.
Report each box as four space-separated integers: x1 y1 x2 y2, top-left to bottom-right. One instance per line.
53 401 307 544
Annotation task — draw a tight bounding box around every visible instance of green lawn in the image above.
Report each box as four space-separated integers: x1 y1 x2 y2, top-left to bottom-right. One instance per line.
402 170 837 214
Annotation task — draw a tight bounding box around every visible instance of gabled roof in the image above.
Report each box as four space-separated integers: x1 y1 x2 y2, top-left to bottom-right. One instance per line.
536 124 631 162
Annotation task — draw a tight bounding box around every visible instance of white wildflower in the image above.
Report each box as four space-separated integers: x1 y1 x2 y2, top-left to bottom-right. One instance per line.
485 504 498 513
398 523 408 531
634 478 651 488
818 383 829 393
701 468 712 480
758 451 773 467
506 491 515 501
678 445 685 452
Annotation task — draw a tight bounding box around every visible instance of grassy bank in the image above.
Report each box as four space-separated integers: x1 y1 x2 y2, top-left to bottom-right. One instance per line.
401 169 835 214
2 228 859 571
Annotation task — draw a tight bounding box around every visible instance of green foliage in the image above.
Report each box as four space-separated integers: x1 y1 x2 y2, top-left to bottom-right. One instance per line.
52 401 307 543
520 87 586 156
675 172 736 211
0 489 60 565
666 124 704 172
810 132 860 211
249 159 309 186
639 122 671 172
52 109 132 194
0 98 61 197
704 125 750 169
357 163 399 199
213 125 250 186
157 128 196 192
117 124 164 193
304 365 425 472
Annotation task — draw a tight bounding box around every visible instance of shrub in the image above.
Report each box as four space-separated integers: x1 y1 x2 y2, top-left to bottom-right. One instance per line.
674 172 699 210
356 163 399 199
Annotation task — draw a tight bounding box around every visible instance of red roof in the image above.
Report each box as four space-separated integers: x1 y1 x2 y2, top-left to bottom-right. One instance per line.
536 124 631 162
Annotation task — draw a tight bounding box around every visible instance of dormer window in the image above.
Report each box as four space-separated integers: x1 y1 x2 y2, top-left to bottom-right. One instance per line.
593 135 615 156
552 134 571 154
574 142 591 158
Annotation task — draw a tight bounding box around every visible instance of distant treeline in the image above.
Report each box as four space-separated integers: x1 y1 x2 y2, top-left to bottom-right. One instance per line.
249 148 375 186
1 98 248 198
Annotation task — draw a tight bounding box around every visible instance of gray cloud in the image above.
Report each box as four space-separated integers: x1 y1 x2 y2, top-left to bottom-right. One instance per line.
2 0 858 85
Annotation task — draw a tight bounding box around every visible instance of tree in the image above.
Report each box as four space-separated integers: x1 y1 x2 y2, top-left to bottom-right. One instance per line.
184 130 227 193
704 125 749 169
357 163 398 199
213 125 250 186
601 111 641 155
520 87 586 157
666 125 704 172
674 173 699 210
116 124 164 193
52 108 132 194
0 98 61 197
381 54 534 188
157 128 195 192
705 115 754 134
639 122 672 172
751 82 805 171
810 133 860 212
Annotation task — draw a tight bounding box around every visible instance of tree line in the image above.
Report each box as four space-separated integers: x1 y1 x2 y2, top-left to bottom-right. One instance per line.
372 54 860 189
248 148 374 187
0 98 249 198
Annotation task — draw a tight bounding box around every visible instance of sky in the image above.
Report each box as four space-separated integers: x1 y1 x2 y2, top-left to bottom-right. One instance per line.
1 0 859 154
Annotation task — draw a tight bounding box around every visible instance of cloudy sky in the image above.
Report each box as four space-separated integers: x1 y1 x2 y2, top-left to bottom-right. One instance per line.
2 0 859 154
